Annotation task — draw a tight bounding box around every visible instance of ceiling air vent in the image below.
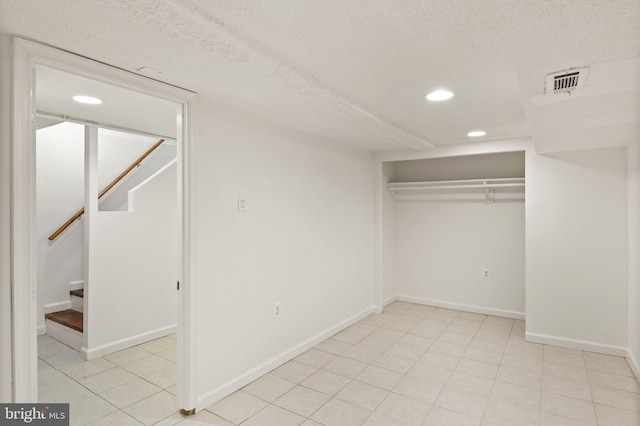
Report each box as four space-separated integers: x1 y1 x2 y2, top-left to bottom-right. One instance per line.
546 67 588 95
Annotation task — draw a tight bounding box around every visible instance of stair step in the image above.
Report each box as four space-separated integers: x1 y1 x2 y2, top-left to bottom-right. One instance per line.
70 289 84 298
45 309 83 333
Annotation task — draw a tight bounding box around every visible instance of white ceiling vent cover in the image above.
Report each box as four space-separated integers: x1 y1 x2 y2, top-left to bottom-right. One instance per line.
546 67 589 95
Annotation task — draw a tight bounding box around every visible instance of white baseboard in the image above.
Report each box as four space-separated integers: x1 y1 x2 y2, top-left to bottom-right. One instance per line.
69 280 84 291
382 296 396 307
196 306 376 411
37 325 46 336
82 324 177 360
45 319 83 351
371 296 397 314
627 349 640 381
396 295 525 320
526 332 627 357
44 301 71 314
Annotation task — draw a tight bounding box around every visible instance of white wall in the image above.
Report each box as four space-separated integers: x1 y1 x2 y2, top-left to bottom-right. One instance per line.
526 147 628 354
381 162 397 305
193 100 374 407
628 140 640 377
0 33 13 402
395 198 525 317
99 144 176 211
85 161 178 357
36 123 85 330
96 128 165 194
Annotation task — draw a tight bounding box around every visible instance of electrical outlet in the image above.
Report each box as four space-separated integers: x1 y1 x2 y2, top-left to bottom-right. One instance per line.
238 194 247 212
273 302 281 318
483 268 490 279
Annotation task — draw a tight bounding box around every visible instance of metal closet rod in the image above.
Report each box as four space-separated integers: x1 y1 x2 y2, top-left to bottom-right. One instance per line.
387 177 525 192
35 110 175 142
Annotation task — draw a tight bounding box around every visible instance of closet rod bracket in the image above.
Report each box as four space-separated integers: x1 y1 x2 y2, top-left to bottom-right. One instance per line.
484 181 495 204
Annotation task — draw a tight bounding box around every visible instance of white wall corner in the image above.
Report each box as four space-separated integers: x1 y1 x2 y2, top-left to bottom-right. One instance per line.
372 158 383 310
371 296 397 315
382 296 397 308
526 332 628 357
195 306 376 411
627 140 640 383
627 348 640 381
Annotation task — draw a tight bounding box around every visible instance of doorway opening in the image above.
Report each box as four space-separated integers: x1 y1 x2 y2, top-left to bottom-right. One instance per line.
11 38 196 414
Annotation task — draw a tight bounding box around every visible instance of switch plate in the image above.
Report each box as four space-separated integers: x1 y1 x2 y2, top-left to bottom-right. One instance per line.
273 302 281 318
482 268 490 279
238 194 247 212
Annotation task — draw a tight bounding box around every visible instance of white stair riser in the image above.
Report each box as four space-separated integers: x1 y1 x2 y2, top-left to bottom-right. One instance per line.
69 280 84 291
71 295 84 312
45 319 83 352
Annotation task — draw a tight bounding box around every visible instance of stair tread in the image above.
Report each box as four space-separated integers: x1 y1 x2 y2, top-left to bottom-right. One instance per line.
70 289 84 298
45 309 83 332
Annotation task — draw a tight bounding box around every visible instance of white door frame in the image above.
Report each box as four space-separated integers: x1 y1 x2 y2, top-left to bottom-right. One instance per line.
10 37 198 410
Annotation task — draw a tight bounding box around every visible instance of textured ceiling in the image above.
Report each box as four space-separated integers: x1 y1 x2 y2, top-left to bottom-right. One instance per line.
1 0 639 153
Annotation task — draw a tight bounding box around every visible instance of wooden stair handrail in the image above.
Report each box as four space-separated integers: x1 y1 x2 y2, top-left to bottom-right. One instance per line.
48 139 165 241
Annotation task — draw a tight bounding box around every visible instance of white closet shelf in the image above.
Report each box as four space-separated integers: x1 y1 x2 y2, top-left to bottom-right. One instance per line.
387 177 525 204
387 177 525 192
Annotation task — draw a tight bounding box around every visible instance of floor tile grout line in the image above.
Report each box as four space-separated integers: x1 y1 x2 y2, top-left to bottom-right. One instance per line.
364 306 466 422
56 302 637 425
38 335 179 426
431 310 497 422
583 348 600 424
330 304 415 424
42 353 171 407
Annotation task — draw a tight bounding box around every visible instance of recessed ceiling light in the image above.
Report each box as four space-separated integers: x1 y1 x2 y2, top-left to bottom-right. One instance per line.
425 89 454 101
467 130 487 137
73 95 102 105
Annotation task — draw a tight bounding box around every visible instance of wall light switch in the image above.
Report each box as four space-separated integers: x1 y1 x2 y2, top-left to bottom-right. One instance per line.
238 194 247 212
482 268 490 279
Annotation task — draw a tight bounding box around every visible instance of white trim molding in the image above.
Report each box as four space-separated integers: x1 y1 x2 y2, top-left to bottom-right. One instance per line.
526 332 628 357
44 301 71 314
627 348 640 381
382 296 397 307
10 37 196 407
196 306 376 411
372 296 397 314
11 36 39 403
69 280 84 291
397 295 525 320
81 325 177 360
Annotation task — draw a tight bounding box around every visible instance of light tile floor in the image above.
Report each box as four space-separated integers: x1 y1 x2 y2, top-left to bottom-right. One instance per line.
209 302 640 426
39 302 640 425
37 333 200 425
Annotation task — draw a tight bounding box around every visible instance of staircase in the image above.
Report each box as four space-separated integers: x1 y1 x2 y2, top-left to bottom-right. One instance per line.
45 282 84 350
39 133 176 356
45 309 83 332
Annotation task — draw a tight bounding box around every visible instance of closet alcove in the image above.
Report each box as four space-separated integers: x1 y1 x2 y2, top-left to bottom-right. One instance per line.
384 151 526 319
